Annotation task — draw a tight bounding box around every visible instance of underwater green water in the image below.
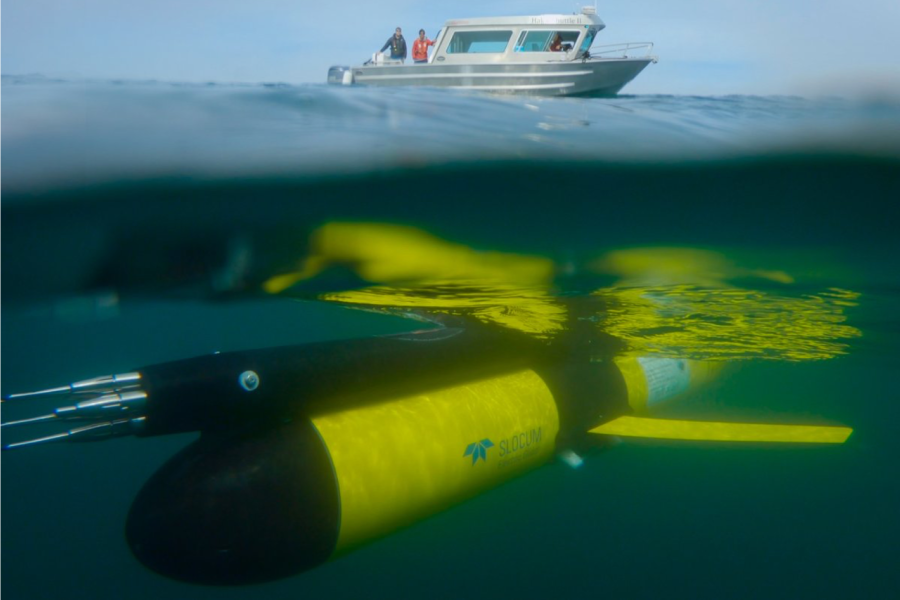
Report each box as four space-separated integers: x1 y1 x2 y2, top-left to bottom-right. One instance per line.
3 295 898 599
2 80 900 598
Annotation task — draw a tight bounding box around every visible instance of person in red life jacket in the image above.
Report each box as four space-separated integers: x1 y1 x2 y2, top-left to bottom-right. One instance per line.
412 29 435 64
380 27 408 63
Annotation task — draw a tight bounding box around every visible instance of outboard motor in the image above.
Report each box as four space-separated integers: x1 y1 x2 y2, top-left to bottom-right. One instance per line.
327 66 353 85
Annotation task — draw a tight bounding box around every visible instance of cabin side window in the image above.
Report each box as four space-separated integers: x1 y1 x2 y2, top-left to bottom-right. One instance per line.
446 30 513 54
514 30 580 52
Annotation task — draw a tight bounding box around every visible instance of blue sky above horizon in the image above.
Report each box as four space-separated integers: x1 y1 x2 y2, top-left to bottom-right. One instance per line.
3 1 899 97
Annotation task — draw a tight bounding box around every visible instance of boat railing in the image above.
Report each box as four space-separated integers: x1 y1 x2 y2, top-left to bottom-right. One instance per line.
590 42 655 59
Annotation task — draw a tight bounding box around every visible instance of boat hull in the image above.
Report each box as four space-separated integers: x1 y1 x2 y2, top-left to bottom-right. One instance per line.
343 58 653 97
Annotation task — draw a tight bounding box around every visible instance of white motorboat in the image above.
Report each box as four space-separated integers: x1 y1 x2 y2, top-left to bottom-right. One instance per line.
327 7 657 96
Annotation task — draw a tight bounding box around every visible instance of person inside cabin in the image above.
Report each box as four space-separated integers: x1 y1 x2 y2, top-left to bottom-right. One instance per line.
549 33 564 52
412 29 434 64
380 27 408 63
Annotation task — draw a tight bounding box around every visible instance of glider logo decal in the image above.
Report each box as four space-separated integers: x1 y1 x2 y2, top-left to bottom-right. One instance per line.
464 439 494 464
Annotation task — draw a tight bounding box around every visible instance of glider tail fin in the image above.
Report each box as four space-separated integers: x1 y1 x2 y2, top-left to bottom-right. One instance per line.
589 416 852 444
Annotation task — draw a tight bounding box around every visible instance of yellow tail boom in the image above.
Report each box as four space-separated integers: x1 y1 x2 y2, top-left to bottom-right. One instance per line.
590 416 852 444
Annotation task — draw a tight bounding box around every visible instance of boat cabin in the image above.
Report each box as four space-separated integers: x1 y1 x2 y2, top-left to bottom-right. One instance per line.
427 9 605 65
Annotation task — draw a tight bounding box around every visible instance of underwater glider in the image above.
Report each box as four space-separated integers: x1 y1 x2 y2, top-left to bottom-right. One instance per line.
1 324 851 584
1 224 856 585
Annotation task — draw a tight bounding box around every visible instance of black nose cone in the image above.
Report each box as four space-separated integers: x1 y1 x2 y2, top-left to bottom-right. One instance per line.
126 420 339 585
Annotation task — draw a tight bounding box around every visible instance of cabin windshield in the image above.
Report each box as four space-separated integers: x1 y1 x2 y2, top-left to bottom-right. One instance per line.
446 30 513 54
514 30 580 52
579 27 599 54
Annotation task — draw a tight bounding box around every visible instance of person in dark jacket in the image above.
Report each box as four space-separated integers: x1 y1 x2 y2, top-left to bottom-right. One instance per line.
380 27 407 63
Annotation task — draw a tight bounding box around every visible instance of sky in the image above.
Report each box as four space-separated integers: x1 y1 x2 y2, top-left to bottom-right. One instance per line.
2 0 900 96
